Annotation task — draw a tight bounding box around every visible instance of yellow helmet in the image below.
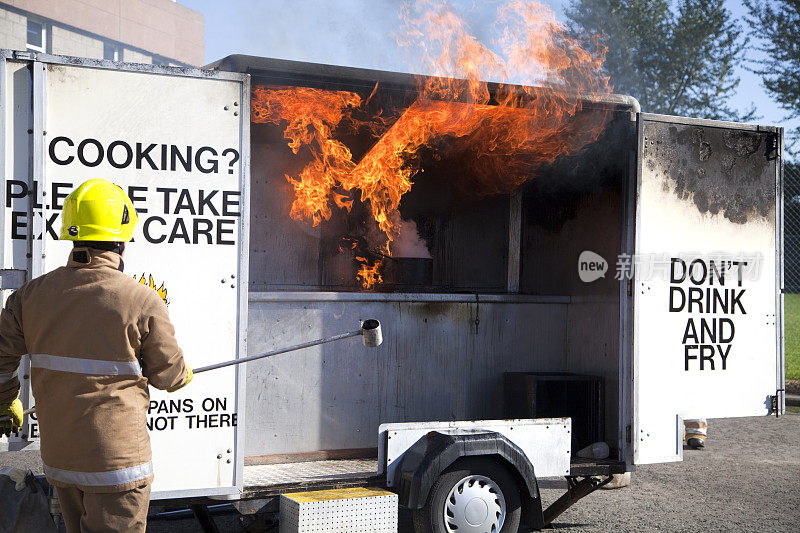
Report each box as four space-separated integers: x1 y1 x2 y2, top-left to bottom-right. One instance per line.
60 179 138 242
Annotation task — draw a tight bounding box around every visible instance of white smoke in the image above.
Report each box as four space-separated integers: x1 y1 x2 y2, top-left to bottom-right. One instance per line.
389 217 432 258
200 1 565 76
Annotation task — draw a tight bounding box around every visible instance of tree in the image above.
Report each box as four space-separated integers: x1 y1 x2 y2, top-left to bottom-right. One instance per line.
565 0 751 120
744 0 800 153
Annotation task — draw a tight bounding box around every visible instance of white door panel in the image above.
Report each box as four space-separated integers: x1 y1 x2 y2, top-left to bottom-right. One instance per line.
633 114 782 464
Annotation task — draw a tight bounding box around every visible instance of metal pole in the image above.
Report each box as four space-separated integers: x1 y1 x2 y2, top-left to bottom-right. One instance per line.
193 329 362 374
1 321 382 421
1 332 361 422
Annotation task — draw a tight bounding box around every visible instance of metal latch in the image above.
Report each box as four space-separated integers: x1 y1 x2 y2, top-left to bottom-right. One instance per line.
771 389 785 418
0 269 27 290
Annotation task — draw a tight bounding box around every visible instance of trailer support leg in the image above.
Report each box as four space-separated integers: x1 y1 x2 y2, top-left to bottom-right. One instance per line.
542 475 613 526
190 504 221 533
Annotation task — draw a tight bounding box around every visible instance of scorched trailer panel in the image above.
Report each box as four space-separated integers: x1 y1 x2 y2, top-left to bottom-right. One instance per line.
632 113 783 464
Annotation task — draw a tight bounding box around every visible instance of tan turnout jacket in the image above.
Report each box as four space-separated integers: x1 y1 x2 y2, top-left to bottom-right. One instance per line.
0 248 188 492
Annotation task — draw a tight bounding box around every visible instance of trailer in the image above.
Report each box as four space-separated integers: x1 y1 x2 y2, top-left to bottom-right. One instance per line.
0 51 785 532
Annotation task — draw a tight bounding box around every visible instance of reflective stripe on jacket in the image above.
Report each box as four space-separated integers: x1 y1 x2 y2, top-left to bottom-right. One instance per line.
0 248 187 492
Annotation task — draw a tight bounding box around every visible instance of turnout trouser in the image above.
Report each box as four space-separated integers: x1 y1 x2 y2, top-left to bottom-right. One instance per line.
684 418 708 442
56 483 151 533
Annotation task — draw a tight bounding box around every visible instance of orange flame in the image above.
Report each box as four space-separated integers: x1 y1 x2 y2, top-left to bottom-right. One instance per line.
332 192 354 212
357 260 384 288
251 1 611 288
251 86 361 226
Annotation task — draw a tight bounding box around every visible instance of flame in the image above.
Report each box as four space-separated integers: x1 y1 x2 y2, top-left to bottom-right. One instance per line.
251 86 361 226
332 192 354 212
133 273 169 305
357 260 384 288
251 1 611 288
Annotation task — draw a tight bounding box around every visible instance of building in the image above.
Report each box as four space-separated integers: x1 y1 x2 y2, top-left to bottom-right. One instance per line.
0 0 203 67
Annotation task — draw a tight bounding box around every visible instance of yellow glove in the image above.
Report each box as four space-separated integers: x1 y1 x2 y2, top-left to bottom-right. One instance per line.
0 397 24 437
167 367 193 393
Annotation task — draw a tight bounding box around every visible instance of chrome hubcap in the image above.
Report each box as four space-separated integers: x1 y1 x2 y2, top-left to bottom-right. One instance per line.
444 475 506 532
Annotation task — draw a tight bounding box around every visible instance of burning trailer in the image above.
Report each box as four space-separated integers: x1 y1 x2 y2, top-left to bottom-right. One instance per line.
0 48 783 533
215 53 780 530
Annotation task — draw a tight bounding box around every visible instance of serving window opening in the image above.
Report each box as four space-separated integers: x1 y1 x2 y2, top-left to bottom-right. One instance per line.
248 78 628 294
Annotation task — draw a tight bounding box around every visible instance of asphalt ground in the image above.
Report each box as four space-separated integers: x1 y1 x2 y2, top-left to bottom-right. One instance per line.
2 413 798 532
535 413 800 532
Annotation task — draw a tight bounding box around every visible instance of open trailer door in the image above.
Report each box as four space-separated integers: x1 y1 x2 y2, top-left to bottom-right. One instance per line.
0 51 250 499
631 113 784 464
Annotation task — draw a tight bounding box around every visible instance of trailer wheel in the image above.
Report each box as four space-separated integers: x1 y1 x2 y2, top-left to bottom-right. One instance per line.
412 457 522 533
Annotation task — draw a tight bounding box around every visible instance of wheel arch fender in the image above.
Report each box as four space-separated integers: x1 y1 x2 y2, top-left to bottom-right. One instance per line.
393 430 540 510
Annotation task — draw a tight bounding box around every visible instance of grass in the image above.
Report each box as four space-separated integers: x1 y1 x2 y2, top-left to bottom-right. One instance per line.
784 293 800 380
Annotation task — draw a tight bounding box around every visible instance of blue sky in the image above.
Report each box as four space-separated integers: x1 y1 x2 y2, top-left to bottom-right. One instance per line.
180 0 795 135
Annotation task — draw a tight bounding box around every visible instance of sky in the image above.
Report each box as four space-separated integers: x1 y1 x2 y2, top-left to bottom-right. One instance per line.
179 0 796 136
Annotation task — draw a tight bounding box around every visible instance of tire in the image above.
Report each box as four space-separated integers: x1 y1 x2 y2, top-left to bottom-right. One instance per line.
412 457 522 533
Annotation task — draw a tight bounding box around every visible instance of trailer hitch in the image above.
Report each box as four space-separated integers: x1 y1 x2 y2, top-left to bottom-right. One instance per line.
542 474 614 527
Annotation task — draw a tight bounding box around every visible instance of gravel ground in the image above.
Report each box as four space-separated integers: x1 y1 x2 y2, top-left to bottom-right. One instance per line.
537 413 800 532
2 414 798 532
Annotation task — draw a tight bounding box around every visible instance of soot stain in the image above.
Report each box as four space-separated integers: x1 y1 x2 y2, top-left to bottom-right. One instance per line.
407 302 471 321
645 123 775 224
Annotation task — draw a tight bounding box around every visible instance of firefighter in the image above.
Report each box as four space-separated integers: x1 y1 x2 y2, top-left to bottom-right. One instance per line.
0 179 192 533
684 418 708 449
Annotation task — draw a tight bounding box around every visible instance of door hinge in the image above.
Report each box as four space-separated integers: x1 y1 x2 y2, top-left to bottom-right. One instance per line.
765 131 780 161
771 389 785 418
626 425 632 443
